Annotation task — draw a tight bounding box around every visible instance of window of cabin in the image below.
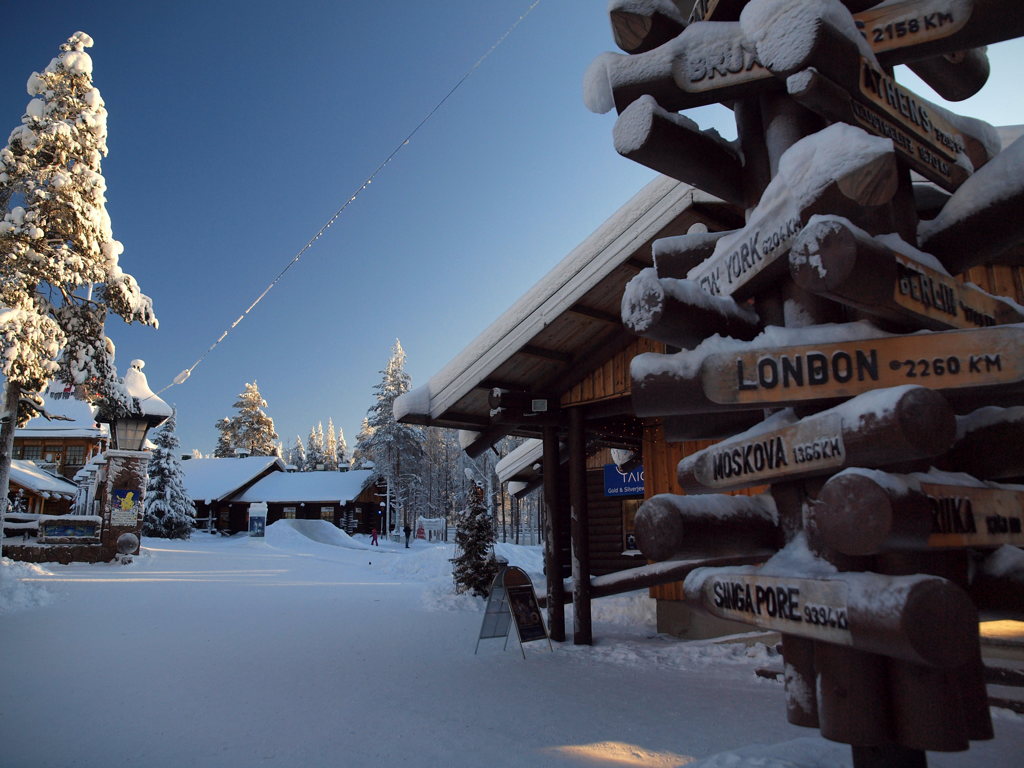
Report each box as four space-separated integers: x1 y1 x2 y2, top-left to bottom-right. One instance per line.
320 506 334 521
22 445 42 460
283 506 296 519
64 445 85 465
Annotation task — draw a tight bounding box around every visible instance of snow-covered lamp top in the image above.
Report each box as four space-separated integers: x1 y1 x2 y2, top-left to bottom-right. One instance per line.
123 359 172 420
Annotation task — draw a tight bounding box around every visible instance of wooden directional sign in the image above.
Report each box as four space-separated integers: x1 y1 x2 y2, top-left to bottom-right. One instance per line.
610 0 687 54
590 1 1024 117
852 60 980 190
814 471 1024 554
632 324 1024 417
621 267 760 349
706 326 1023 406
653 229 734 279
614 96 746 208
584 22 772 115
678 386 956 493
634 492 780 562
857 0 1024 63
923 481 1024 547
685 127 897 299
787 64 985 192
789 218 1024 331
685 567 978 668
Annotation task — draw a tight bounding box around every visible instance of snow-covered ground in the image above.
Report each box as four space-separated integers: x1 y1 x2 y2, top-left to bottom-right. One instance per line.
1 522 1020 768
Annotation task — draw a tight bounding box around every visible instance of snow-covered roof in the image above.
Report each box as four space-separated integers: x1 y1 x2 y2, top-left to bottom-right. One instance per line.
395 175 728 431
16 383 108 440
9 459 78 499
495 439 544 484
235 469 375 504
180 456 286 503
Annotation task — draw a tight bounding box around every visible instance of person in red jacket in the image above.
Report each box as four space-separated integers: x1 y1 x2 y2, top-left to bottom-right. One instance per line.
370 527 379 546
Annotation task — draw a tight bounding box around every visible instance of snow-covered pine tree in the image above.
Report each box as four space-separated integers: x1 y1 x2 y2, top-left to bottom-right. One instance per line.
325 418 338 471
0 32 157 544
289 434 306 470
225 381 278 456
306 422 325 470
451 480 498 597
142 409 195 539
357 339 424 525
350 418 373 469
336 426 349 470
213 417 236 458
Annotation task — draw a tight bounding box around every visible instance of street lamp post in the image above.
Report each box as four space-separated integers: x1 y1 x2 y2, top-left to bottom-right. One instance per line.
94 360 171 560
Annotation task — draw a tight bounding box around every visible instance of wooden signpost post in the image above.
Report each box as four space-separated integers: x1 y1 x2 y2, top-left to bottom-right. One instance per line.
585 1 1024 765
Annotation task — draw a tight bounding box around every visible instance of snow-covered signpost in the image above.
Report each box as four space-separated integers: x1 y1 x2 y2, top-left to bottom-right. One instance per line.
589 1 1024 765
0 32 158 560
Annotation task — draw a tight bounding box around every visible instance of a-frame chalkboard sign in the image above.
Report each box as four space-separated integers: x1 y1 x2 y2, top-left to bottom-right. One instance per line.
475 564 552 658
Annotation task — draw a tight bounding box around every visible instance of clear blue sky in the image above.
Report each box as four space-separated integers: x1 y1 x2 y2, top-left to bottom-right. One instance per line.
4 1 1023 456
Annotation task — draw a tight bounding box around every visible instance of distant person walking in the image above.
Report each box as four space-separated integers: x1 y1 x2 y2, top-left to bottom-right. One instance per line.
370 527 379 546
403 523 412 548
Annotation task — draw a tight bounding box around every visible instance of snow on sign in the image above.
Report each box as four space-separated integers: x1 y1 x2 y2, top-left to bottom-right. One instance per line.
604 464 644 497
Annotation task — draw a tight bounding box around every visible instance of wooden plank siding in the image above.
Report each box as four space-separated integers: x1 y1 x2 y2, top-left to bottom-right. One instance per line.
964 264 1024 305
562 337 661 407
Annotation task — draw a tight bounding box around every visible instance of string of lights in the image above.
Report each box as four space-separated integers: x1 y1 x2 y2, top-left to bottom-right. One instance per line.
152 0 544 398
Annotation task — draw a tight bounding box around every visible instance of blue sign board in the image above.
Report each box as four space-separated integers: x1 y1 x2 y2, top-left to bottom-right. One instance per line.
603 464 645 497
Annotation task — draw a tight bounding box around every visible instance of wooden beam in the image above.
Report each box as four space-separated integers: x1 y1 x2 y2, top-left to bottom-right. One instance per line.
542 425 566 642
567 304 620 325
569 406 592 645
520 344 573 364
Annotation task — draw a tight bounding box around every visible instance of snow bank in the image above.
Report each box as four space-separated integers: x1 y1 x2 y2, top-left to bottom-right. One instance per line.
690 736 853 767
266 518 372 550
0 558 55 614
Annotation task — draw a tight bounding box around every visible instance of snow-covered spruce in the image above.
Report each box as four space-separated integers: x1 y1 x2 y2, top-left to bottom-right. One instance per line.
0 32 157 543
451 481 498 597
142 409 196 539
356 339 424 526
214 381 280 457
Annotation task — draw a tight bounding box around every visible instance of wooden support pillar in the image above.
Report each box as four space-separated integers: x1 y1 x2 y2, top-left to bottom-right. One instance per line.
569 406 592 645
542 425 566 642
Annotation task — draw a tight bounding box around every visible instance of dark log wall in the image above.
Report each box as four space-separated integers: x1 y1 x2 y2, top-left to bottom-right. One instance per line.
964 264 1024 304
586 469 645 576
